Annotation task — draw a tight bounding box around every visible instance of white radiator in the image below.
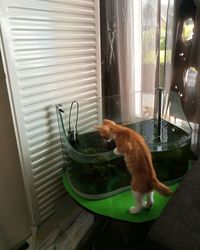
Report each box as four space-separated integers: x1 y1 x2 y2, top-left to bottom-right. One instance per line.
0 0 101 225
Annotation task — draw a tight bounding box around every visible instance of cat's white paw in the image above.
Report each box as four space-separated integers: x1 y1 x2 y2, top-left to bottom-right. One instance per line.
143 201 154 209
113 148 121 155
129 206 142 214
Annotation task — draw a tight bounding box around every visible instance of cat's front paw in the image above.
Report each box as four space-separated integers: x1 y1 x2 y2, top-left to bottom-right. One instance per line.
129 206 142 214
113 148 121 155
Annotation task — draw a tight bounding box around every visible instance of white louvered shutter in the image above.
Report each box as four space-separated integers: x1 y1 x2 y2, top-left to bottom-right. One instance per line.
0 0 101 225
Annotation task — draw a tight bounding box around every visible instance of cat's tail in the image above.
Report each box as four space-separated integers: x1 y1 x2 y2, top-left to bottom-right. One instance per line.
152 178 173 196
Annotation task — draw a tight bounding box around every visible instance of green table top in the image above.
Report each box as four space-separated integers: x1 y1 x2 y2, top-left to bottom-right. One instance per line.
63 173 179 223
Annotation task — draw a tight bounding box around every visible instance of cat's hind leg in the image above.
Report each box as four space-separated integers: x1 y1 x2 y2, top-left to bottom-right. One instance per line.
129 190 144 214
144 191 154 209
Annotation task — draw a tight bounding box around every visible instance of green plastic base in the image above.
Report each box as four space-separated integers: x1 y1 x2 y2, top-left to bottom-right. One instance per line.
63 173 179 223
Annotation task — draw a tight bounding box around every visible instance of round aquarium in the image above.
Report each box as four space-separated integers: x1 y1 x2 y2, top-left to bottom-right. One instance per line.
57 90 194 199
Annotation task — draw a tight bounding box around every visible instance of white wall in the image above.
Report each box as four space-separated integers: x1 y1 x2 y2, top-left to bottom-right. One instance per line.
0 53 31 248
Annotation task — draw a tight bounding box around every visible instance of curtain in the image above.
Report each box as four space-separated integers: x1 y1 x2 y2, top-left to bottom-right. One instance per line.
100 0 134 122
100 0 161 123
100 0 200 156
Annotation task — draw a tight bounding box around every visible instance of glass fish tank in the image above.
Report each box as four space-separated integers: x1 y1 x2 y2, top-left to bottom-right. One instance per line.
57 89 193 199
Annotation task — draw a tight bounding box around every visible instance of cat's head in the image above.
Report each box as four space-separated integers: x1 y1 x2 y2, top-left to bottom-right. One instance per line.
96 119 133 154
95 119 117 140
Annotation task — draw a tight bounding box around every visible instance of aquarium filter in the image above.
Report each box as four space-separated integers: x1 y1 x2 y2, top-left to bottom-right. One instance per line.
68 101 79 145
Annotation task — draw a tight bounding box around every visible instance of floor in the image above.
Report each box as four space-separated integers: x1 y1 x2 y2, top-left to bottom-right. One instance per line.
17 214 154 250
77 217 155 250
18 210 94 250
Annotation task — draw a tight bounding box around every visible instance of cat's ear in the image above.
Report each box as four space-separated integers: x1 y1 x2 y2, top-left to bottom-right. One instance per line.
103 119 118 134
108 124 118 134
103 119 116 126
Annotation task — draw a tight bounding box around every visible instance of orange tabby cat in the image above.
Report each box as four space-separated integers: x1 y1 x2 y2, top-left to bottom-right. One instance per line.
96 119 172 214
